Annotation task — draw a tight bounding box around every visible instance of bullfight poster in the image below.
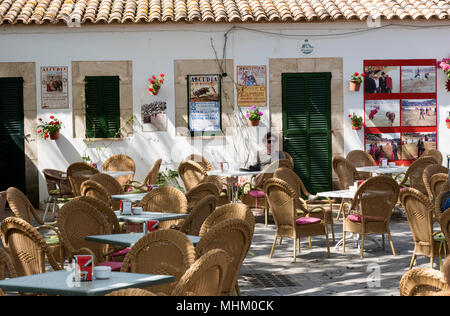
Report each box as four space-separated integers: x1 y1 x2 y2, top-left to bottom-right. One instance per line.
363 59 437 164
187 74 221 134
41 66 69 109
236 65 267 107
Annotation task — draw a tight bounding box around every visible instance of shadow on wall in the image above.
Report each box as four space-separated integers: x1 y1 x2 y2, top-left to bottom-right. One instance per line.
54 133 83 165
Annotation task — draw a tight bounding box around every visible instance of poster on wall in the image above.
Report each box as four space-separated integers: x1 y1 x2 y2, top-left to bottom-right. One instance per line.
365 133 401 161
401 132 437 160
363 66 400 94
364 100 400 127
40 66 69 109
188 74 221 134
401 99 437 127
236 65 267 107
401 66 436 93
141 101 167 132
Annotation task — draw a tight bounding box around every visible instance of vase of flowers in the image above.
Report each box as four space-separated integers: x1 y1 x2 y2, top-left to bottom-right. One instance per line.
148 73 165 96
437 58 450 91
349 113 363 130
349 72 364 91
245 106 263 126
37 115 62 140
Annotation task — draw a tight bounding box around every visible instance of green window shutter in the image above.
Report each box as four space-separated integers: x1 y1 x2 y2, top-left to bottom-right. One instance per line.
85 76 120 138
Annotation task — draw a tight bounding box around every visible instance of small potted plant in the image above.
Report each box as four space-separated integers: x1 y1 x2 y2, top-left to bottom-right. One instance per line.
148 73 165 96
37 115 62 140
437 58 450 91
349 113 363 130
245 106 263 126
349 72 365 91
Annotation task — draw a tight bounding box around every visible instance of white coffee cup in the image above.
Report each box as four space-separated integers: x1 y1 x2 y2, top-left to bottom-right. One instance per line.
94 266 111 279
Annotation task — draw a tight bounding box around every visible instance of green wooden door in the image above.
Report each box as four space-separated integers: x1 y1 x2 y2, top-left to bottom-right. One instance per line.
282 73 332 194
0 77 25 192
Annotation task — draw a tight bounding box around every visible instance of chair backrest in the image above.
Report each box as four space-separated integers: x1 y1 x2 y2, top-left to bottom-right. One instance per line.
6 187 43 226
67 162 99 196
171 249 230 296
202 175 224 192
440 211 450 255
120 229 196 295
80 180 113 209
185 154 213 171
430 174 449 201
424 149 443 166
178 160 207 192
435 190 450 223
42 168 73 196
263 178 297 238
106 288 157 296
401 156 438 195
199 203 255 237
253 159 293 188
0 217 61 276
195 218 252 296
0 247 17 280
400 188 435 257
139 186 188 214
179 195 217 236
399 267 449 296
332 156 358 189
89 173 123 195
346 149 377 179
274 167 310 199
185 182 220 211
102 154 136 186
143 158 162 186
283 152 294 167
71 196 121 234
56 200 112 263
351 175 399 222
423 164 449 200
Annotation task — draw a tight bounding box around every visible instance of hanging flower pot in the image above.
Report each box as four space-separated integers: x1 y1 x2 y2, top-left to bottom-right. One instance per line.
249 120 260 127
349 113 363 131
349 80 361 92
246 106 263 127
149 88 160 96
446 117 450 129
148 74 165 96
349 72 364 92
37 115 62 140
49 130 60 140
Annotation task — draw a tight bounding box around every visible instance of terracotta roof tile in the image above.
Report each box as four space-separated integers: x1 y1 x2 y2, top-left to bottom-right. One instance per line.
0 0 449 24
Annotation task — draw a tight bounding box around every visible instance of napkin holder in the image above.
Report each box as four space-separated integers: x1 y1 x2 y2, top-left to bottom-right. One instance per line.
380 158 388 168
73 255 94 282
120 199 132 215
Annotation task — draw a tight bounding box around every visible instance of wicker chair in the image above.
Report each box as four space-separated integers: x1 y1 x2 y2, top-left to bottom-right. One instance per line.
396 156 438 195
176 195 217 236
423 164 448 201
199 203 255 237
185 154 213 171
88 173 123 210
6 187 64 265
80 180 114 210
430 174 449 202
424 149 443 166
283 152 294 167
139 186 188 229
106 288 157 296
171 249 231 296
346 149 377 180
124 158 162 192
342 176 399 258
0 246 17 281
195 218 252 296
102 154 136 187
120 229 196 295
264 178 330 262
66 162 99 196
274 167 335 242
399 267 449 296
56 200 122 271
434 190 450 223
0 217 63 276
185 182 220 211
400 188 447 270
178 160 207 192
332 156 360 220
42 168 73 221
440 211 450 253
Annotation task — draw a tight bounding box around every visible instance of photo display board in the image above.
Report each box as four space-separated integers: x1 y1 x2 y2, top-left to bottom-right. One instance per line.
363 59 437 165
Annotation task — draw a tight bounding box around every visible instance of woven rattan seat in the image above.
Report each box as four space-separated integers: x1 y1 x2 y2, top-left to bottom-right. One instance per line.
332 156 360 189
195 218 252 296
0 246 17 280
423 164 448 201
185 182 220 211
397 156 438 195
171 249 231 296
102 154 136 187
185 154 213 171
80 180 114 210
89 173 123 209
264 178 330 262
125 158 162 192
67 162 99 196
399 267 449 296
435 190 450 223
106 288 157 296
42 168 73 197
283 152 294 167
178 160 207 192
440 212 450 256
424 149 443 166
346 149 377 180
177 195 217 236
120 229 196 295
430 174 449 203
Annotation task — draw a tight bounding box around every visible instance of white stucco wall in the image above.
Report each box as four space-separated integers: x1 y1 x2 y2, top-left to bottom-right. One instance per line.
0 21 449 201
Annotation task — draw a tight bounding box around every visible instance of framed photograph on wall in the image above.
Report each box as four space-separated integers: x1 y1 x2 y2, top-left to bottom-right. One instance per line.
401 66 436 93
365 133 401 161
363 66 400 94
40 66 69 109
364 99 400 127
401 99 437 127
401 132 437 160
236 65 267 107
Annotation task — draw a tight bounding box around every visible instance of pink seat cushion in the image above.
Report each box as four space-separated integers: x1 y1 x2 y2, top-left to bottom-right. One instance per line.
98 261 123 271
249 190 265 198
347 214 385 222
110 247 131 257
296 217 321 225
347 214 361 222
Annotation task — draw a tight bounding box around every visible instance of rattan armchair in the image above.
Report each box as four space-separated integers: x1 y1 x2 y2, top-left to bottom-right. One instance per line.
66 162 99 196
264 178 330 262
400 188 447 270
440 211 450 256
172 249 231 296
88 173 123 209
195 218 252 296
346 149 377 180
274 167 335 242
102 154 136 187
120 229 196 295
0 217 63 276
396 156 437 195
342 176 399 258
106 288 157 296
185 154 213 171
176 195 217 236
139 186 188 229
399 267 449 296
0 246 17 280
332 156 360 220
424 149 443 166
178 160 207 192
283 152 294 167
202 175 230 206
42 168 73 221
124 158 162 192
185 182 220 211
80 180 114 210
430 174 449 202
423 164 448 201
434 190 450 223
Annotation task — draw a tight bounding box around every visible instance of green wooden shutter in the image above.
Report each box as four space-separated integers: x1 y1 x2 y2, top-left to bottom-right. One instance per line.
85 76 120 138
0 77 25 192
282 73 332 194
